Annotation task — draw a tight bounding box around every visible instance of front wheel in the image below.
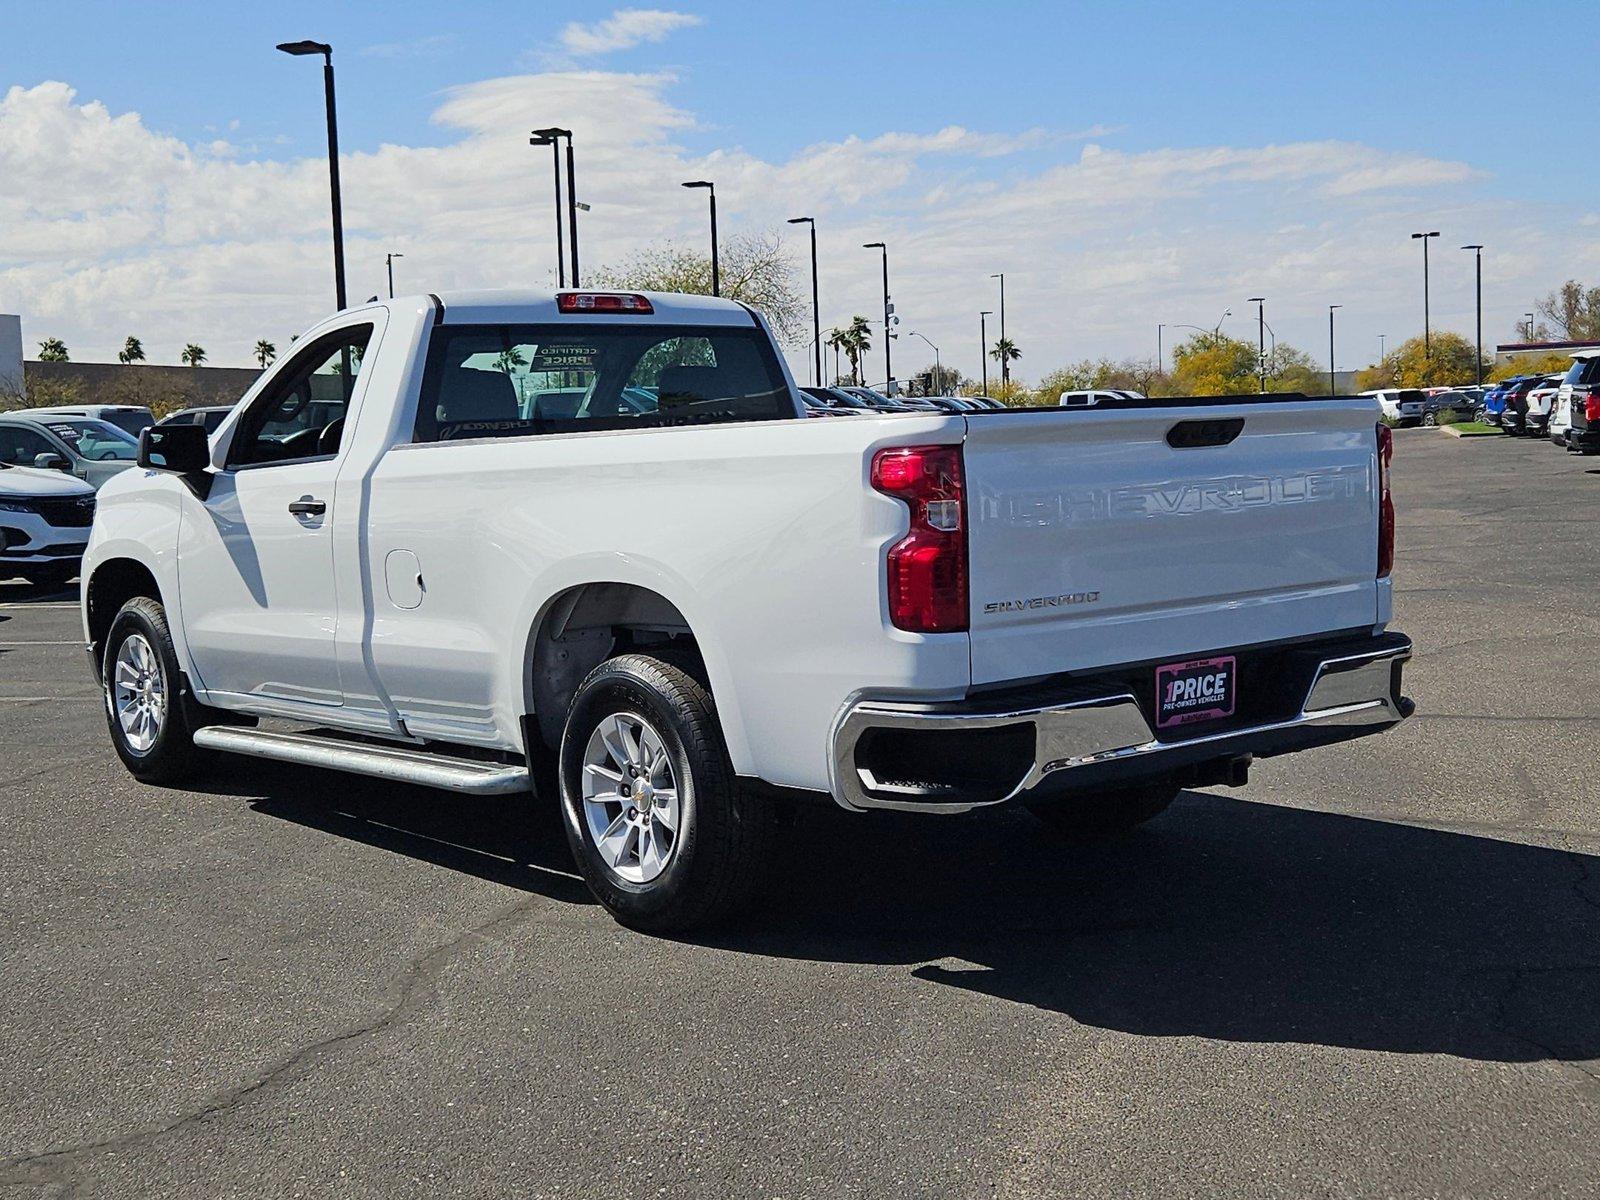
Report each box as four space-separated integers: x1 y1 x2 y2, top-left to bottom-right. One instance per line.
1027 781 1180 842
558 653 774 932
1423 411 1437 427
102 596 203 784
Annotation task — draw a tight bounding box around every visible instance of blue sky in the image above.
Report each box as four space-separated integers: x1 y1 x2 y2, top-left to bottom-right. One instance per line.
3 1 1597 375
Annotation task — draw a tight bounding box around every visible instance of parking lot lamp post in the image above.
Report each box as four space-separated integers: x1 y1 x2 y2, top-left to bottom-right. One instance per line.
1157 323 1165 373
788 217 821 385
979 311 992 396
1461 245 1484 386
683 181 718 296
909 331 941 392
1328 304 1342 395
530 131 566 287
990 273 1007 386
1411 231 1440 358
1525 312 1536 342
864 242 890 389
385 252 403 299
1248 297 1266 392
276 40 346 310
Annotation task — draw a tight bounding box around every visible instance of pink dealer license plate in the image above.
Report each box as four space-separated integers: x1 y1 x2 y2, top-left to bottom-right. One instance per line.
1155 656 1237 730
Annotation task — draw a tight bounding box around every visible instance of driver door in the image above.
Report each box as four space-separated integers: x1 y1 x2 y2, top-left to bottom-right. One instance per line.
176 322 373 708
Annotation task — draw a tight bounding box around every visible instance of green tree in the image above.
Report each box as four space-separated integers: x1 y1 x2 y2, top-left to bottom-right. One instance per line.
37 338 68 362
117 336 145 364
591 231 807 346
1354 332 1484 389
1171 333 1258 394
254 340 277 369
1535 280 1600 342
990 337 1021 385
181 343 207 367
835 316 872 385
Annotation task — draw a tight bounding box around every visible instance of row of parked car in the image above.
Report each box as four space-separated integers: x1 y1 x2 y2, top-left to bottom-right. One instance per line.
0 402 235 586
1362 349 1600 453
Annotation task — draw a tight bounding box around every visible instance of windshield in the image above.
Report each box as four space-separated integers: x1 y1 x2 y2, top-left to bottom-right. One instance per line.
98 409 155 437
415 323 795 443
40 419 139 461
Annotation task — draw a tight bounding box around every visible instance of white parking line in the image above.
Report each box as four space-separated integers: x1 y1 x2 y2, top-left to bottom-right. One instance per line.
0 602 78 610
0 641 83 646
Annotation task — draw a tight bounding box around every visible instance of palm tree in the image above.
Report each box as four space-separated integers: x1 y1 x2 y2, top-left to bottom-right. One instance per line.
493 348 528 374
117 336 145 364
990 337 1021 385
254 340 276 369
37 338 68 362
181 344 207 367
842 315 873 385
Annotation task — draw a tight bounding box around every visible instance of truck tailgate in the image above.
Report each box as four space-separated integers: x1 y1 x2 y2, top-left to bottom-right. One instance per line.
963 399 1381 685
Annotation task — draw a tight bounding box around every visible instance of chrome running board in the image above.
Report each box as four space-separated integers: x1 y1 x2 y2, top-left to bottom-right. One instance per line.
192 727 531 796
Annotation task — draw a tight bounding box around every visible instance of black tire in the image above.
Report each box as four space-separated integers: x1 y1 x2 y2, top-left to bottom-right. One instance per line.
558 653 774 932
1474 407 1487 424
1027 781 1180 842
102 596 203 784
1423 411 1437 427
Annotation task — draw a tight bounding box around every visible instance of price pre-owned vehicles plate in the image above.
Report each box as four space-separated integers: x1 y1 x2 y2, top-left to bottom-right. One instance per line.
1155 655 1236 730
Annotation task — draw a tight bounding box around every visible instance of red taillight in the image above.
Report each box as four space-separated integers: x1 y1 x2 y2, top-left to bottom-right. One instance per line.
1585 392 1600 424
871 445 968 633
1376 422 1394 579
556 292 654 314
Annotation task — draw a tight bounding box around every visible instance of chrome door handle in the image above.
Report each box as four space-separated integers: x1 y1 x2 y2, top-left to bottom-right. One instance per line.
288 498 326 517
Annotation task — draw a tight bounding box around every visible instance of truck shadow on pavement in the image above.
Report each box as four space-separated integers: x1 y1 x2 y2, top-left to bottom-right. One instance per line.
733 793 1600 1067
238 767 1599 1067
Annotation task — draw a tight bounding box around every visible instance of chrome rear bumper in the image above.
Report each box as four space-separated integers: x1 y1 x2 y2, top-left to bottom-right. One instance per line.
830 635 1412 814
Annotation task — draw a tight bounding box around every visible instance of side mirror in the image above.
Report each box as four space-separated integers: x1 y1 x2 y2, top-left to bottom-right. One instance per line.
34 452 70 472
138 424 211 474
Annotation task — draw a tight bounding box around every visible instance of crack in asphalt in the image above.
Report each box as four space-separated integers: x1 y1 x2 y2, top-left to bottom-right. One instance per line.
0 894 545 1198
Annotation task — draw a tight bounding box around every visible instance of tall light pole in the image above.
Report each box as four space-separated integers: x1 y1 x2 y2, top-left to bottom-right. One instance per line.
1461 244 1484 386
386 252 404 299
1157 323 1165 373
1248 297 1266 392
276 40 346 310
864 242 891 390
979 310 992 397
683 181 718 296
530 130 565 287
1411 230 1440 358
788 217 821 385
909 331 941 393
990 272 1007 386
1328 304 1342 395
1525 311 1536 341
1379 333 1387 362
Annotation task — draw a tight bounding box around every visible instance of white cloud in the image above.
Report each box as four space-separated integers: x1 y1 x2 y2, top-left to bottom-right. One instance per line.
360 34 456 59
0 73 1571 381
554 9 701 59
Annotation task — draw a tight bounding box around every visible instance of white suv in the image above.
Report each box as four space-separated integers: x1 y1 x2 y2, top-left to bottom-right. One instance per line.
1361 389 1426 426
1552 349 1600 452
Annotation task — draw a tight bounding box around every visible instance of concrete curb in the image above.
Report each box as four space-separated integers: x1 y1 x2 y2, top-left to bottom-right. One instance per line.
1440 424 1500 438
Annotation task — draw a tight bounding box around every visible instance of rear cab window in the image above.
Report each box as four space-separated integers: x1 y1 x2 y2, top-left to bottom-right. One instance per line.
1564 358 1600 387
413 323 796 444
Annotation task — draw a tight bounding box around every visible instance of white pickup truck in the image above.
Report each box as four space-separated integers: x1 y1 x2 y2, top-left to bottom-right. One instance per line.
83 289 1412 930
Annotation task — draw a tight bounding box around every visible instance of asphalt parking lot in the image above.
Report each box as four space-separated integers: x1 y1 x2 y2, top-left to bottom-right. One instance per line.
2 429 1597 1199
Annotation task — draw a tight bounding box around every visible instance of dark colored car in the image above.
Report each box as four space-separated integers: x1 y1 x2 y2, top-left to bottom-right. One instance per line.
1492 376 1546 435
155 405 234 435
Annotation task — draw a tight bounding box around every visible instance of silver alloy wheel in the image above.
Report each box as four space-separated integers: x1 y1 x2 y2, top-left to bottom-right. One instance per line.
112 633 166 754
580 711 681 884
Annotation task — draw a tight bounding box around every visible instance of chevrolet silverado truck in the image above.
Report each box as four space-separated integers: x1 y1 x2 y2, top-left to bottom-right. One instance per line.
82 289 1412 930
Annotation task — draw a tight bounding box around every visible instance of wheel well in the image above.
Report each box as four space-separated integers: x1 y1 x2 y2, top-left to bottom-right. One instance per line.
85 558 162 679
529 583 705 750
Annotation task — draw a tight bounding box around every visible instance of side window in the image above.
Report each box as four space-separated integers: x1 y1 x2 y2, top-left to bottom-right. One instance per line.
0 425 56 466
228 325 373 467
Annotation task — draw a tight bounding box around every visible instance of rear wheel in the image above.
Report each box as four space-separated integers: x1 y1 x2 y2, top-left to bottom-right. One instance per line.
558 653 774 932
1027 782 1180 842
102 596 203 784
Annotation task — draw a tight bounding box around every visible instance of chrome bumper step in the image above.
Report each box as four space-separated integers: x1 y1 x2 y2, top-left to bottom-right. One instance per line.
831 635 1413 814
192 727 532 796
